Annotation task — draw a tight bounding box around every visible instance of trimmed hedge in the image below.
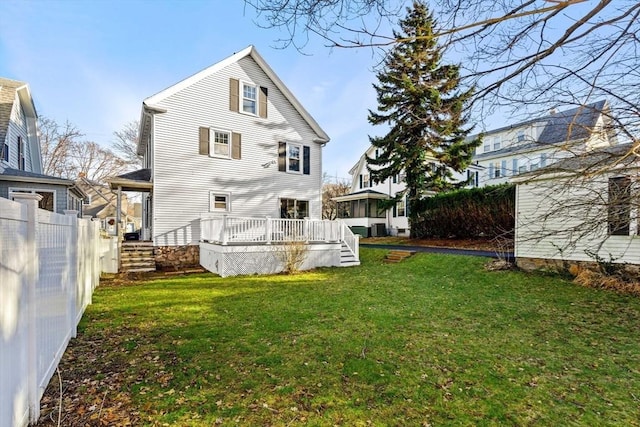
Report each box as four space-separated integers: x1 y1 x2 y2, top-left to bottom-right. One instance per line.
412 184 515 239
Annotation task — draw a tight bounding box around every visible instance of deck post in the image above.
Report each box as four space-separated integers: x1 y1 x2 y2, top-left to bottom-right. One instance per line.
304 217 310 243
221 214 228 245
266 216 272 244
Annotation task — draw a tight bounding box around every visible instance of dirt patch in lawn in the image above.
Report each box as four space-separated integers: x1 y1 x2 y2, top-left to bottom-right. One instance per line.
361 236 513 252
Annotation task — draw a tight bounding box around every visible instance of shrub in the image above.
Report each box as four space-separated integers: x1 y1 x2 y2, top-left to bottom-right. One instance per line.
277 240 309 274
411 184 515 239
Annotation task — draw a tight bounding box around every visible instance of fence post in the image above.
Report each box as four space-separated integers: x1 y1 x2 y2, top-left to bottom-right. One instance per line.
13 192 42 423
64 210 79 338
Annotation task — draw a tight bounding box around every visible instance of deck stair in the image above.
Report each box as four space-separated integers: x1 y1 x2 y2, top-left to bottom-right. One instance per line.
384 250 415 263
340 242 360 267
120 241 156 273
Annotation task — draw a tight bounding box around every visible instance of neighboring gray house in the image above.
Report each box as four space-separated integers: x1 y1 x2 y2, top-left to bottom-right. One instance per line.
110 46 362 273
0 77 85 214
473 100 616 186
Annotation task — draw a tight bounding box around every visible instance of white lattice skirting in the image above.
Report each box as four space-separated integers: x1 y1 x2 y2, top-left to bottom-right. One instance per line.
200 242 342 277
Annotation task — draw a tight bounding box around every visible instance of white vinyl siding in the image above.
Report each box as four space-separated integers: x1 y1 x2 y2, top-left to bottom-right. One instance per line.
150 56 323 246
516 175 640 265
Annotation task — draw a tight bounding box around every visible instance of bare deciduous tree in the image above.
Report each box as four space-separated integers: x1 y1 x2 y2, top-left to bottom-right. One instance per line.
322 173 351 219
112 120 141 167
38 116 129 183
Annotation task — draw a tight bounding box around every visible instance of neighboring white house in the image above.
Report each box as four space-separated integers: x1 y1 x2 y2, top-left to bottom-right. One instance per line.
335 144 482 237
110 46 359 273
513 144 640 271
0 77 85 214
473 100 616 187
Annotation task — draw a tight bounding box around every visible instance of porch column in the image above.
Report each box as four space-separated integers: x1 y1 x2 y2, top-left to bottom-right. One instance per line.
116 186 122 270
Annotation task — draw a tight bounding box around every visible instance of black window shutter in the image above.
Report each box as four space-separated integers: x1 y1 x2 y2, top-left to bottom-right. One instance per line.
359 175 363 188
278 142 286 172
392 204 397 217
303 146 310 175
392 174 397 184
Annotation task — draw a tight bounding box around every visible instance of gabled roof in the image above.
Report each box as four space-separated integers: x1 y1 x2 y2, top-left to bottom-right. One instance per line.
138 45 329 154
512 144 639 183
0 78 37 146
474 100 609 161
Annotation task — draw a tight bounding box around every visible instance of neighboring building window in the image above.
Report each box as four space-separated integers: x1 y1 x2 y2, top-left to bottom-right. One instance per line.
483 142 490 152
494 163 501 178
519 165 528 174
517 130 525 142
10 189 55 212
209 192 230 212
287 143 301 173
608 177 631 236
362 174 370 188
280 198 308 219
530 163 539 171
540 153 547 167
213 130 230 157
1 139 8 163
396 198 406 217
242 82 257 115
83 195 92 205
18 136 25 170
493 137 501 150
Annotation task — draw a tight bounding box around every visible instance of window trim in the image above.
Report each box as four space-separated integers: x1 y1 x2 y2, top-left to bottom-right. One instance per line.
286 142 303 174
1 139 8 164
240 80 258 116
210 128 232 159
18 136 25 170
209 191 231 213
280 198 309 219
9 187 56 212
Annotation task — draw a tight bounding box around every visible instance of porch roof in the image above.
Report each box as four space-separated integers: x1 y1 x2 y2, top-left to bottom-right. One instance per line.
108 168 153 192
332 189 390 202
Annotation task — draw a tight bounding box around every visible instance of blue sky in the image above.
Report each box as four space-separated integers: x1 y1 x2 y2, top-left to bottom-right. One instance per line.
0 0 390 181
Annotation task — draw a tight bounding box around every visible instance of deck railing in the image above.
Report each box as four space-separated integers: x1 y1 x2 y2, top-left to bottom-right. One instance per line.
201 215 345 245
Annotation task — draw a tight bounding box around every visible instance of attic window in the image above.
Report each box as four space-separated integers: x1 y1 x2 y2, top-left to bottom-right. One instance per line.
242 82 257 115
517 130 525 142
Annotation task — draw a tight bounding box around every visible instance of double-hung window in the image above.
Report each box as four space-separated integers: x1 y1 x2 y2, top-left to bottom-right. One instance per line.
18 136 25 170
242 82 257 115
278 142 310 175
493 137 501 151
213 130 230 157
287 143 301 173
1 139 8 163
608 177 631 236
210 192 230 212
280 198 309 219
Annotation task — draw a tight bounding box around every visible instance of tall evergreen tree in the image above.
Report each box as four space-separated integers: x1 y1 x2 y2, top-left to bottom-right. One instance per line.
367 1 482 236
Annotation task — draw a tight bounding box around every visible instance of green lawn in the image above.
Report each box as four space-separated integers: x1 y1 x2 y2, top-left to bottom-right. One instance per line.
45 249 640 426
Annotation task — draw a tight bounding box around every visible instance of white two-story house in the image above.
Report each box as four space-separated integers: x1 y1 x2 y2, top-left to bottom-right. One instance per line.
473 100 615 186
335 145 482 237
110 46 359 274
0 77 85 214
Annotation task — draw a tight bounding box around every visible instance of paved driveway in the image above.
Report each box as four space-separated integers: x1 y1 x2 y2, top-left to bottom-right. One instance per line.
360 243 514 262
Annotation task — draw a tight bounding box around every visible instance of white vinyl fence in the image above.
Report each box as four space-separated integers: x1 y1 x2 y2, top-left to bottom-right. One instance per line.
1 193 102 426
